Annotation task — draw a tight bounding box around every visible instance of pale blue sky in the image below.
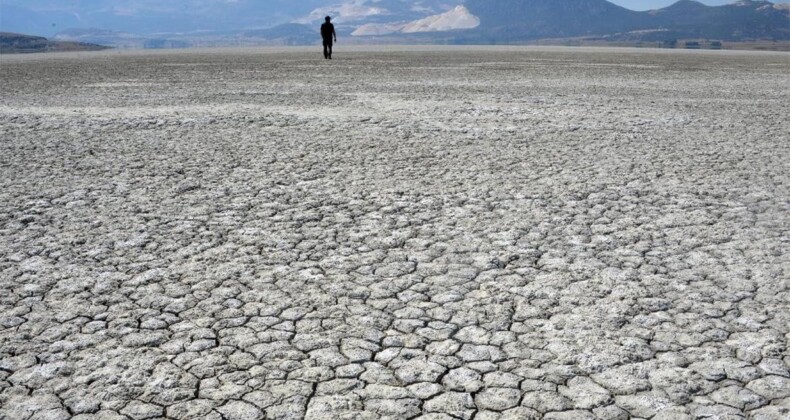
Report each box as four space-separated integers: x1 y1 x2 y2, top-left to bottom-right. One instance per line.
610 0 734 10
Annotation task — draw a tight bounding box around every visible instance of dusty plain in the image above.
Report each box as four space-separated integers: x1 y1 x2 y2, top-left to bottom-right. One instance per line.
1 46 789 419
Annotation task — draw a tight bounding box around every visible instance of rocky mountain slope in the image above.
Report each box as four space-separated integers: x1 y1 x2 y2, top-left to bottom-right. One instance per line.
465 0 649 38
646 0 790 39
460 0 789 41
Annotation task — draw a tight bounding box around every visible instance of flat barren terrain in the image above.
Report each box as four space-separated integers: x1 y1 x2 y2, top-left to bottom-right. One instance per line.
1 46 788 419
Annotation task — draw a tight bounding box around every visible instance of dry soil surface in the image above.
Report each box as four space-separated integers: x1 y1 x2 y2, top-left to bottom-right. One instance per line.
1 46 789 420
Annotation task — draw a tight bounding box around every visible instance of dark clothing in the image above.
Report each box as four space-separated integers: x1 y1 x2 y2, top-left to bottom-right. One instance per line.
323 39 333 59
321 22 336 59
321 23 336 41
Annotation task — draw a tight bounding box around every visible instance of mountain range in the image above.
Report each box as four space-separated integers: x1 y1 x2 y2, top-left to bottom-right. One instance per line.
1 0 788 49
462 0 790 42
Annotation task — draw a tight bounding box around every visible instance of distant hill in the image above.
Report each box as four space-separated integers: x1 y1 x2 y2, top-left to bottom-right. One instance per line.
465 0 648 39
0 32 110 54
645 0 790 40
53 28 145 49
51 25 319 49
243 24 319 45
461 0 790 42
54 28 196 49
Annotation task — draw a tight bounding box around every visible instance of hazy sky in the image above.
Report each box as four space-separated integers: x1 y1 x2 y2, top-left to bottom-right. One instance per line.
611 0 734 10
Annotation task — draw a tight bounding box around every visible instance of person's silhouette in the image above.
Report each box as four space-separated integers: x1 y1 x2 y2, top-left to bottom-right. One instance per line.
321 16 337 59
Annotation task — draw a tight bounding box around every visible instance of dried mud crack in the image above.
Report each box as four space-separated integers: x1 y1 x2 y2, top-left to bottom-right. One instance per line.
1 46 788 419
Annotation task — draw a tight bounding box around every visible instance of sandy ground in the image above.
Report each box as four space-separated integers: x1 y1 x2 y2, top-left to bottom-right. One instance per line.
1 46 789 419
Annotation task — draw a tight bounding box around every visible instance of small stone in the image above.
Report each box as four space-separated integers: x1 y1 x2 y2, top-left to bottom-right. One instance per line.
65 398 100 414
591 365 651 395
455 326 490 344
688 403 743 418
652 407 693 420
360 362 399 385
29 408 71 420
520 379 557 392
758 359 790 377
559 376 612 409
216 401 263 420
749 405 790 420
84 411 127 420
394 360 446 384
336 364 365 378
242 391 277 409
614 394 672 418
306 395 362 416
186 339 216 352
407 382 444 399
140 318 168 330
483 372 521 388
426 340 460 356
467 361 498 373
413 414 456 420
746 375 790 400
310 348 348 367
544 410 596 420
442 367 483 392
316 379 363 395
592 404 629 420
475 388 521 411
364 398 421 418
362 384 412 399
520 391 573 413
166 399 216 419
501 407 541 420
288 366 334 382
709 385 766 410
122 332 168 347
120 401 164 420
424 392 475 418
474 411 502 420
456 345 506 362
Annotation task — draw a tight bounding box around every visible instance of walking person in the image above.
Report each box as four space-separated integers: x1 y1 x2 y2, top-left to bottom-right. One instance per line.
321 16 337 59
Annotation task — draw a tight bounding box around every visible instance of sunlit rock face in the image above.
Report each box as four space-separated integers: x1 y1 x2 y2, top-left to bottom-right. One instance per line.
401 6 481 33
351 5 480 36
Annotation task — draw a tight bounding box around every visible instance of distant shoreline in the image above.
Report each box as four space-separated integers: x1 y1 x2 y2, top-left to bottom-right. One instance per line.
3 41 788 55
0 32 110 54
2 45 789 61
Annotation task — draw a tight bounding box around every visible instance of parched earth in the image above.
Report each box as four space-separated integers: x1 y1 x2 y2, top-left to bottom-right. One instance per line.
0 46 788 419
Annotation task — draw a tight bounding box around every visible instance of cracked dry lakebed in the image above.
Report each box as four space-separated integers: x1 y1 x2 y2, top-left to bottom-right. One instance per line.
0 46 789 419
